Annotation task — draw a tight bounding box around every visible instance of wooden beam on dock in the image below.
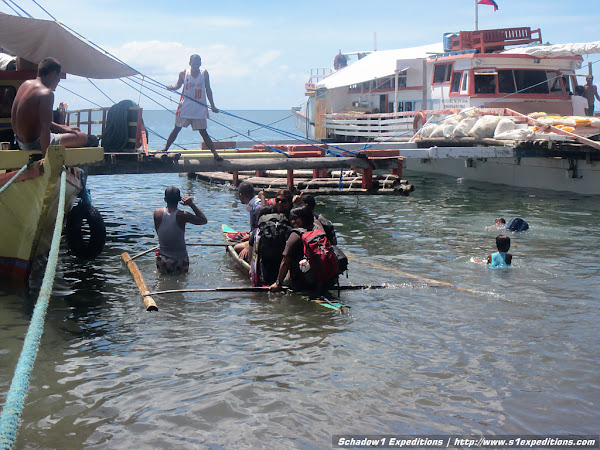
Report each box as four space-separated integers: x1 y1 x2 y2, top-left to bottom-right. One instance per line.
86 156 402 175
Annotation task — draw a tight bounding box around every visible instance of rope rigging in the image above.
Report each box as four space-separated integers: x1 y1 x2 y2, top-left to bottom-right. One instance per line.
0 169 68 449
23 2 600 155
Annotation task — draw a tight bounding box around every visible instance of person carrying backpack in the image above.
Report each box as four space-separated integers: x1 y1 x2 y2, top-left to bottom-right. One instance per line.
269 206 338 292
250 189 294 286
299 193 348 275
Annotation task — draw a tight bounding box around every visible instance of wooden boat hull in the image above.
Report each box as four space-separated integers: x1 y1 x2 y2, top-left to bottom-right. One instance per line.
222 224 348 312
0 146 103 280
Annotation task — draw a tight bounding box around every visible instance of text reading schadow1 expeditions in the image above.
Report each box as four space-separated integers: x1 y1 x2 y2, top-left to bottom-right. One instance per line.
332 435 599 448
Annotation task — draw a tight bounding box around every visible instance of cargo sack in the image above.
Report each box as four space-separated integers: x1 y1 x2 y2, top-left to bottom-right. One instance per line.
468 115 503 139
256 213 292 285
301 229 339 284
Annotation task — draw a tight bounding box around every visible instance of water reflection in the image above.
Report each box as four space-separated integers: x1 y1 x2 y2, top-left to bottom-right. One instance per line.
1 171 599 447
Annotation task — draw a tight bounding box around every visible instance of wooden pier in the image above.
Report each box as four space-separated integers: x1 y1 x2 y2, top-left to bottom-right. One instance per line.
83 143 414 196
0 144 414 196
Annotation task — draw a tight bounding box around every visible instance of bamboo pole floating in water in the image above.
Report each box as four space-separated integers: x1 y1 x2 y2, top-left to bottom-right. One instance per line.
146 286 276 296
344 251 479 294
121 252 159 312
130 246 158 261
145 284 389 296
129 243 229 261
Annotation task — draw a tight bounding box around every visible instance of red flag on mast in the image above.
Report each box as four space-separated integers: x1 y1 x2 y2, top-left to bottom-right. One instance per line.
478 0 499 11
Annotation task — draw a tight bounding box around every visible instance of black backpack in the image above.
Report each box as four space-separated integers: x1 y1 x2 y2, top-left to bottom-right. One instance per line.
506 217 529 232
256 213 292 284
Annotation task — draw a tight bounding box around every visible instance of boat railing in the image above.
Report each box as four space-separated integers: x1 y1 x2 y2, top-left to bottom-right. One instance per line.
322 110 428 139
451 27 542 53
308 68 333 85
65 106 144 149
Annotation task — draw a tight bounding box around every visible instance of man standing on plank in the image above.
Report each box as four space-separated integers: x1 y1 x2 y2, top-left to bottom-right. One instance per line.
161 54 223 160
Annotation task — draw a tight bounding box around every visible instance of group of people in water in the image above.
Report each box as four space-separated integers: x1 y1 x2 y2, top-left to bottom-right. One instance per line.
233 182 341 292
153 182 342 293
153 181 523 292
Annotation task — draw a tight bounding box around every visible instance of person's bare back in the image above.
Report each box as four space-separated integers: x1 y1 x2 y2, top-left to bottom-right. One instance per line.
11 57 88 154
11 78 54 145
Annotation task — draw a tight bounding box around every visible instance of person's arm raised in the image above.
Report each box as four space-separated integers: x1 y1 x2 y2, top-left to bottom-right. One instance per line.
181 196 207 225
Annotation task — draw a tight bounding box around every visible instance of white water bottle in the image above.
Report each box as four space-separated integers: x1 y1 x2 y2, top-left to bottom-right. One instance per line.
299 258 311 273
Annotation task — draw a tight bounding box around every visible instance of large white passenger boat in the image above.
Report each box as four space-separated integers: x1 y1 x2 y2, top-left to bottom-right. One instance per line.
293 27 600 194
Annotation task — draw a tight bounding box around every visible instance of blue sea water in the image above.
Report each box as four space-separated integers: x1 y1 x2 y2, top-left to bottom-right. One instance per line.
142 109 299 150
0 110 599 448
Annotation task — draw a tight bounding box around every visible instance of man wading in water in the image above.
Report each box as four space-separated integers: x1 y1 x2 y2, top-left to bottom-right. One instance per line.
161 54 223 160
154 186 208 274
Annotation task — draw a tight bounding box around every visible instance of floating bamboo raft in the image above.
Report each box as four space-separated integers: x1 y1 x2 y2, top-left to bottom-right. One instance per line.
190 171 415 196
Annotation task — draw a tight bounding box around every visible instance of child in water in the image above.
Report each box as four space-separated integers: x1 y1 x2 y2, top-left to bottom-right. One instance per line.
485 217 506 231
487 234 512 268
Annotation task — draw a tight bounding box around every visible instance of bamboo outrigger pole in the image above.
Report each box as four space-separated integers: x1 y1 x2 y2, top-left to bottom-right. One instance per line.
121 252 158 311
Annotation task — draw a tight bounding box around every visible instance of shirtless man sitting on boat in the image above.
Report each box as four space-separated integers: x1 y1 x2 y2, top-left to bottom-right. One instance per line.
11 57 87 155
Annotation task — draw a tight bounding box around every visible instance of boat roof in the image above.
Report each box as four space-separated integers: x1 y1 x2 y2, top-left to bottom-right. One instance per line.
501 41 600 57
0 13 138 79
316 43 443 89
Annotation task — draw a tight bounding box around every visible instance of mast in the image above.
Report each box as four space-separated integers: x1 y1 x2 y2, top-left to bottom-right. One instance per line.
475 0 478 30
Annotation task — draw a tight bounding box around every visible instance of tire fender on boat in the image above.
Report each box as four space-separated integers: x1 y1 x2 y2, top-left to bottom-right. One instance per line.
65 203 106 259
413 111 427 133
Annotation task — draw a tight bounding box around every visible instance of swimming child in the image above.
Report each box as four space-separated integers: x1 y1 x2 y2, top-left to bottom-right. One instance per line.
485 217 506 231
487 234 512 268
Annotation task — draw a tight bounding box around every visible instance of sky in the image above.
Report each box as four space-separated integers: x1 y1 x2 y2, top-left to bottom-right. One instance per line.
1 0 599 111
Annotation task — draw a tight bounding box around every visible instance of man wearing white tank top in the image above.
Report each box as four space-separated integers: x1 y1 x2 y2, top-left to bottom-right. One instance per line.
162 54 223 160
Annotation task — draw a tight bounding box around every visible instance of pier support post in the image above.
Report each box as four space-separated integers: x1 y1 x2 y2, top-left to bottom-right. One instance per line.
287 169 294 191
392 157 404 179
256 170 266 177
362 167 373 189
312 168 328 179
232 171 239 186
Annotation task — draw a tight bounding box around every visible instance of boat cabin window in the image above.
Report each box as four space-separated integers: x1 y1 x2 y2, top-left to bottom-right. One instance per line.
474 73 496 94
397 70 407 88
497 69 558 95
0 86 16 119
450 72 462 93
562 75 571 94
349 72 407 92
433 63 452 84
376 77 394 90
547 72 564 94
394 101 413 112
461 72 469 93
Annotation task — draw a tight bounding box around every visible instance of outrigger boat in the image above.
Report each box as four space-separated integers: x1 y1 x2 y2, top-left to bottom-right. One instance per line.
222 224 350 312
0 147 103 280
0 12 142 281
